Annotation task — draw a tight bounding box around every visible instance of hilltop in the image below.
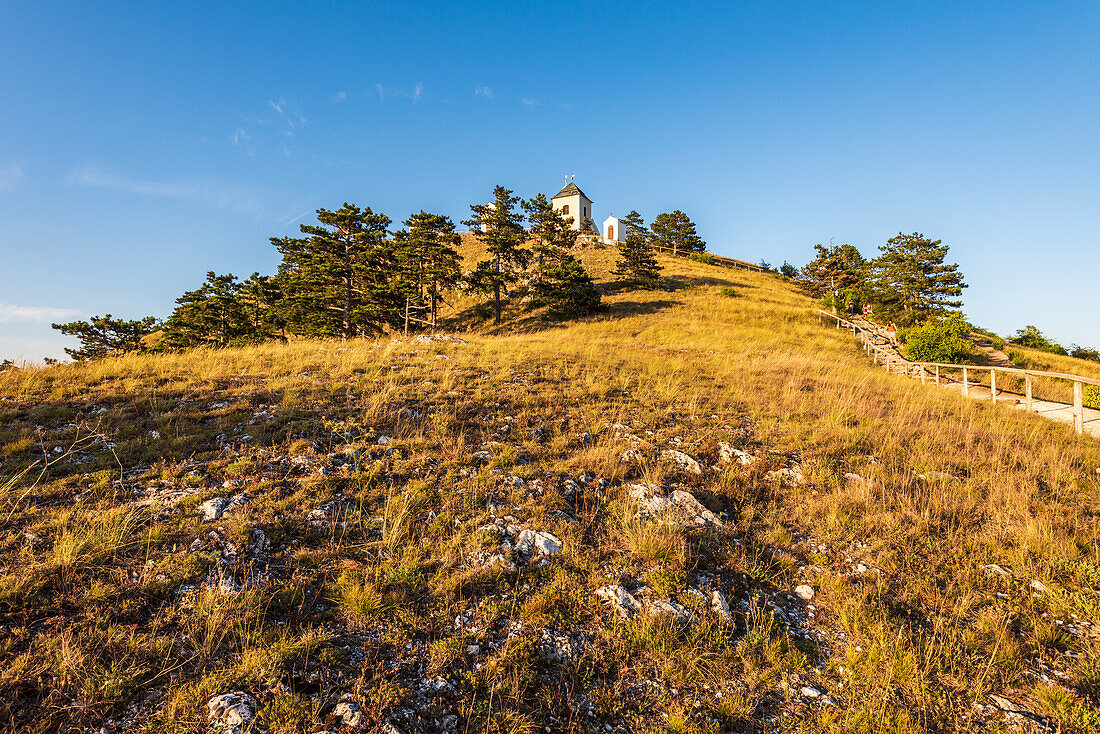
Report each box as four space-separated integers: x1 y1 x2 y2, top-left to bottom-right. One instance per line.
2 245 1099 734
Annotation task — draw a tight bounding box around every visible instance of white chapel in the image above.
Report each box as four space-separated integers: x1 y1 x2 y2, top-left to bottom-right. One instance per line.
550 180 629 244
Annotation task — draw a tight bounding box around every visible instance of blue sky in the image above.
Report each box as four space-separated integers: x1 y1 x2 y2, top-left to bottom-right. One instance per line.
2 1 1098 360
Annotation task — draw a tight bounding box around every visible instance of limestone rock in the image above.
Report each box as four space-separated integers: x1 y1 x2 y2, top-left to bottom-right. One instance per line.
646 599 698 625
718 441 756 466
765 466 804 487
514 529 563 557
596 584 642 619
711 589 732 621
332 700 363 727
794 584 815 601
661 449 702 474
207 692 256 734
199 497 230 522
538 629 583 662
199 493 249 522
628 484 722 527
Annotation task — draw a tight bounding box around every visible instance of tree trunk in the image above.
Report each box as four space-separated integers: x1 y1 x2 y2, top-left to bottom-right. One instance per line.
343 242 353 339
494 251 502 324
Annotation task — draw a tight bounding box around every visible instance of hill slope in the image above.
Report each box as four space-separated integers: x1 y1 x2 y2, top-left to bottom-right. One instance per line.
1 248 1099 733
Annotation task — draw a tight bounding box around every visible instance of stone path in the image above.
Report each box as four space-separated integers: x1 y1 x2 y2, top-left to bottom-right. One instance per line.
971 337 1015 368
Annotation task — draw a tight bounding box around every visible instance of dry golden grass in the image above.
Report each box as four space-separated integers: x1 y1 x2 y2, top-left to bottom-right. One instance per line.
1 244 1098 732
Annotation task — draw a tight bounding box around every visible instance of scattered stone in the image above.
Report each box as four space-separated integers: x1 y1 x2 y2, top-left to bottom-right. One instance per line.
843 472 883 491
332 700 363 727
199 497 230 522
514 529 563 558
1030 579 1049 593
919 471 959 482
981 563 1011 577
646 599 698 625
765 466 804 487
248 528 269 555
794 584 815 601
207 692 256 734
596 585 642 619
619 448 644 464
470 551 516 573
538 629 581 662
471 450 493 464
377 435 391 445
628 484 722 527
800 685 822 699
661 449 702 474
718 441 756 466
711 589 732 621
412 334 468 345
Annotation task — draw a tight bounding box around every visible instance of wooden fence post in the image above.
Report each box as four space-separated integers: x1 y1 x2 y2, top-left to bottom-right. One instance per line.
963 367 969 397
990 369 997 402
1074 381 1084 435
935 365 940 385
920 365 926 384
1025 374 1032 411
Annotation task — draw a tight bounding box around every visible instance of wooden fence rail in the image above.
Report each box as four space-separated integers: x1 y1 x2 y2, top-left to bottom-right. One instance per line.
817 310 1100 435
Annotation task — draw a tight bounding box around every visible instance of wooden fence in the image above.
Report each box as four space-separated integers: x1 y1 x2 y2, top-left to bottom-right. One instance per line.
818 310 1100 435
649 245 769 272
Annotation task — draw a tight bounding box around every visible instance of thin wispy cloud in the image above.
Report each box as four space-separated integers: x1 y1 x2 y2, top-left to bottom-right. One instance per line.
0 161 24 191
474 86 494 100
232 97 306 156
282 210 310 226
0 303 81 324
375 83 424 103
522 97 543 106
67 165 265 218
268 96 306 134
331 91 348 103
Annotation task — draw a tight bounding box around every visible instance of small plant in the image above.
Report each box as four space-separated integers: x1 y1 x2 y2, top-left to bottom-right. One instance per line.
720 287 738 298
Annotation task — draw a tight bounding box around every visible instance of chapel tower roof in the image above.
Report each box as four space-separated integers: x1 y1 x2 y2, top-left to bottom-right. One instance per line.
551 182 591 201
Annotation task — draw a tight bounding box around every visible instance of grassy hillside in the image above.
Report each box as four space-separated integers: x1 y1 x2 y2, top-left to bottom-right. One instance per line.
2 246 1099 733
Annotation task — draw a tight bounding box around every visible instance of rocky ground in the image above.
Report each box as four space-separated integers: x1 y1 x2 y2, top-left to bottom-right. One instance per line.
3 255 1099 733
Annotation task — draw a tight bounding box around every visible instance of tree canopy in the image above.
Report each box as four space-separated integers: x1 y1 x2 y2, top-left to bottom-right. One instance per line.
651 210 706 255
869 232 966 324
272 203 396 338
50 314 159 361
462 186 530 324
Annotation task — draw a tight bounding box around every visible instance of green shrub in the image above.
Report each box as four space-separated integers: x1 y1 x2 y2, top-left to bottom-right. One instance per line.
720 287 738 298
686 252 715 265
1085 385 1100 410
902 313 970 363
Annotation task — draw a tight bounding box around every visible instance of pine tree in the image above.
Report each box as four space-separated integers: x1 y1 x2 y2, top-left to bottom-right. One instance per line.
162 272 282 348
651 210 705 255
462 186 529 324
393 211 462 330
523 193 575 264
272 204 396 338
621 210 649 241
869 232 966 324
531 254 603 318
613 211 663 289
798 243 867 298
51 314 159 360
